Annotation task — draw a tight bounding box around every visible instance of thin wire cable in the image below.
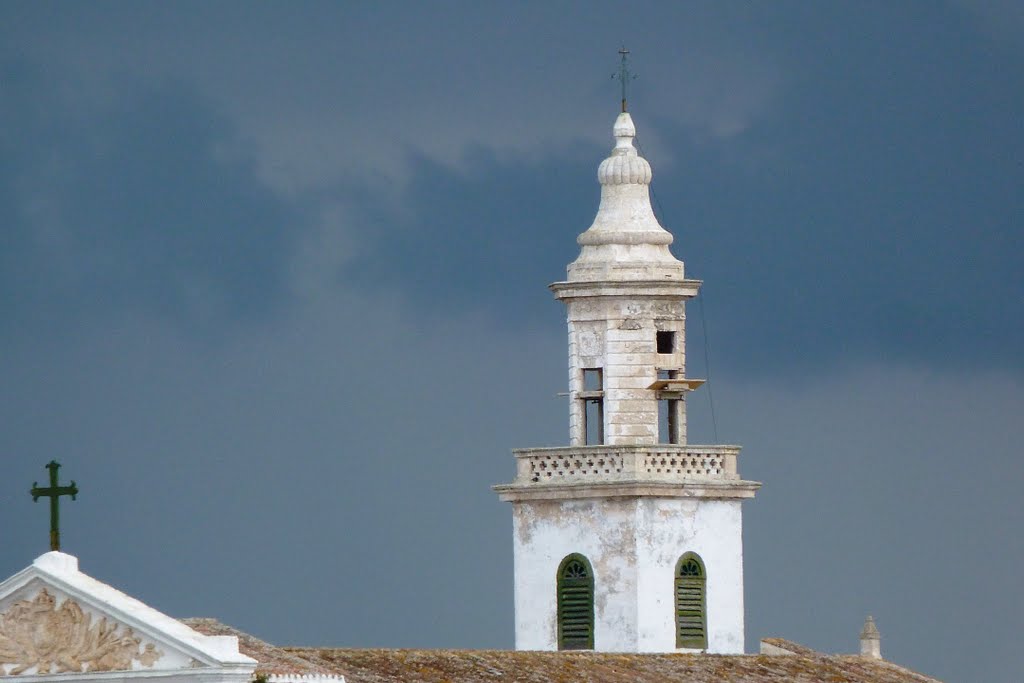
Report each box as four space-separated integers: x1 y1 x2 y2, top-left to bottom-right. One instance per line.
635 135 720 443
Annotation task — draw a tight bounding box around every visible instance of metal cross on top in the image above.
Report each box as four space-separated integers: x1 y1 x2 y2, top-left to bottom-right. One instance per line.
30 460 78 551
612 46 637 113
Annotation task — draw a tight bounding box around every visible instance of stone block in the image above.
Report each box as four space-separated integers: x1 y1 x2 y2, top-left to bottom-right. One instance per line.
604 376 653 390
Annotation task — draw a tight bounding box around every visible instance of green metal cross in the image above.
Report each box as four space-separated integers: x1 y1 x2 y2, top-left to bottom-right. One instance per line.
612 46 637 113
30 461 78 551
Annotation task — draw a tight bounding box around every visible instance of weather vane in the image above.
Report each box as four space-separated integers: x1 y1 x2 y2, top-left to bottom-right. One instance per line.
30 460 78 551
612 46 637 113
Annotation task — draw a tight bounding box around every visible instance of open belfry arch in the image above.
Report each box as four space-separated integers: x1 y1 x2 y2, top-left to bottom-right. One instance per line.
494 106 761 653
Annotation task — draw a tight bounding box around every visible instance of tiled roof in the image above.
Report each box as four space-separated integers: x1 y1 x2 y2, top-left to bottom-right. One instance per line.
185 620 944 683
182 619 336 677
287 648 944 683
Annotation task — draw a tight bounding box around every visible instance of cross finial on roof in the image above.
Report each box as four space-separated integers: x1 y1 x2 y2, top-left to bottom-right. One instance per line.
612 46 637 113
30 460 78 551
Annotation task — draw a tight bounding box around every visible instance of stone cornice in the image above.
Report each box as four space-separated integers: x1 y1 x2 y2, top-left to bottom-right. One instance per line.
550 279 702 300
493 479 761 502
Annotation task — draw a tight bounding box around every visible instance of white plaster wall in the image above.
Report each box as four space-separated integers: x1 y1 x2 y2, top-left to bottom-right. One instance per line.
634 498 745 653
512 497 745 653
512 499 638 651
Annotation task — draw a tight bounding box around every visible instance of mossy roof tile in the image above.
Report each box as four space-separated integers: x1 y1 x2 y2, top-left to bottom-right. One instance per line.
186 620 943 683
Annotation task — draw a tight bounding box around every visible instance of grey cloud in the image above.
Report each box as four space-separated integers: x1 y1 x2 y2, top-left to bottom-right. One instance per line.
0 294 566 649
952 0 1024 47
1 5 1022 683
1 17 1020 424
2 298 1020 681
333 116 1023 374
0 3 784 190
706 366 1024 683
0 66 298 336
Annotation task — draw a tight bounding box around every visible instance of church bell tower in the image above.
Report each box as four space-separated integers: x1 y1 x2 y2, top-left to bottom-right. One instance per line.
494 109 760 653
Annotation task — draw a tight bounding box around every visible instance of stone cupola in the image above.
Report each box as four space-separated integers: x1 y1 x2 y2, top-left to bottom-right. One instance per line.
568 112 683 284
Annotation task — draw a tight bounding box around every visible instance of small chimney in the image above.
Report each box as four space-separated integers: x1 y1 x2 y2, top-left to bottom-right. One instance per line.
859 615 882 659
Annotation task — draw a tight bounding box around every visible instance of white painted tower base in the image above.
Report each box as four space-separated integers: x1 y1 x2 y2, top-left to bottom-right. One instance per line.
510 496 747 653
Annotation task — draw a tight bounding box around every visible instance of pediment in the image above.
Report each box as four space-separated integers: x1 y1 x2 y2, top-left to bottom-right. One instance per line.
0 585 167 676
0 553 255 682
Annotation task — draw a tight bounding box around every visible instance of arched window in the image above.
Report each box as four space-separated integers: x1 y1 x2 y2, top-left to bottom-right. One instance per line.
675 552 707 649
557 553 594 650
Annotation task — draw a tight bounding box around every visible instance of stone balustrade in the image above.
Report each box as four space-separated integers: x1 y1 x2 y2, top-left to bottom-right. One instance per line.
511 444 741 486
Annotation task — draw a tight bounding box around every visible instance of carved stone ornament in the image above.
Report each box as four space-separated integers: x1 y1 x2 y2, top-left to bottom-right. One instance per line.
0 589 163 676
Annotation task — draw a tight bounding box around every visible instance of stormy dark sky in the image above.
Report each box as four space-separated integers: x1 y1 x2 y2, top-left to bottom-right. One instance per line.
2 3 1022 682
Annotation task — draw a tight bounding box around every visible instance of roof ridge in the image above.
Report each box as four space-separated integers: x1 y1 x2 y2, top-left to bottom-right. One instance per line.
182 618 338 677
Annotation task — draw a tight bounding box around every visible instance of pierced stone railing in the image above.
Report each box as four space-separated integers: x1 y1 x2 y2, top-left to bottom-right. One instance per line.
511 444 741 485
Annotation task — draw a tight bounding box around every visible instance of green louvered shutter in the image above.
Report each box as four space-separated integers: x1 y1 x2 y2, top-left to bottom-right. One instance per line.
675 553 707 649
557 554 594 650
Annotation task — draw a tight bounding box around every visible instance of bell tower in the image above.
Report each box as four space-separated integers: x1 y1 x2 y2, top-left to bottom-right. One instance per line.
495 109 760 653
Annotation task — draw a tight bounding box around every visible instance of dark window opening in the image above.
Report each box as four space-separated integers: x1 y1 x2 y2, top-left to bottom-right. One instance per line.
585 399 604 445
658 399 681 444
582 369 604 445
657 370 681 444
657 331 676 354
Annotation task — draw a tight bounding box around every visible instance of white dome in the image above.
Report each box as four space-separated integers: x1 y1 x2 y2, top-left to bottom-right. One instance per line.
596 112 652 185
597 153 652 185
567 111 684 283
